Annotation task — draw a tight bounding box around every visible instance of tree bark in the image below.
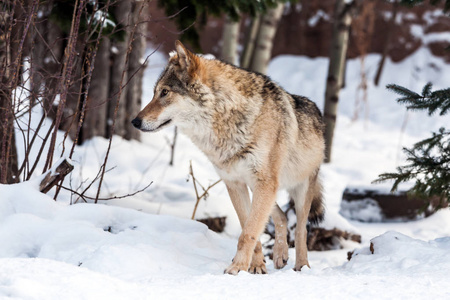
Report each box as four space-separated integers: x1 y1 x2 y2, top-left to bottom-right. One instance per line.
240 15 261 69
124 0 147 141
323 0 353 163
106 0 132 138
220 15 240 65
249 3 284 74
83 37 111 140
59 44 84 142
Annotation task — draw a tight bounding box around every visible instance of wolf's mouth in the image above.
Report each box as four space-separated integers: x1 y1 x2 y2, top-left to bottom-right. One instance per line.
140 119 172 132
155 119 172 130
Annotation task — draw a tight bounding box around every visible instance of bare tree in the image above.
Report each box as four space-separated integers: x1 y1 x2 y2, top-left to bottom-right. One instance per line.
352 0 376 122
0 0 35 184
30 1 147 144
374 0 398 86
323 0 353 163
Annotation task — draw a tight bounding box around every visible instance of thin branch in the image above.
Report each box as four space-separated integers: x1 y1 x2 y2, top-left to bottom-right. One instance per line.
60 181 153 202
95 1 146 203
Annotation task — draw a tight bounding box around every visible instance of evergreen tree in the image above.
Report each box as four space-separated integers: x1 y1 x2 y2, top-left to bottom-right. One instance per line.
374 83 450 206
374 0 450 207
157 0 280 52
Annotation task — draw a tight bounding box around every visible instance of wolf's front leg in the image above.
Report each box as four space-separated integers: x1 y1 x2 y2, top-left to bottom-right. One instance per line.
224 180 278 275
224 180 267 274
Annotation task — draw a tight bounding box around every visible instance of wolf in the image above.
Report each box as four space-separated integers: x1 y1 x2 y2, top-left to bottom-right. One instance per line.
132 41 325 275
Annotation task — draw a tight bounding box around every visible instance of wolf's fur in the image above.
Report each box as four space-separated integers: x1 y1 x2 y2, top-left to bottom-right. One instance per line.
133 41 325 274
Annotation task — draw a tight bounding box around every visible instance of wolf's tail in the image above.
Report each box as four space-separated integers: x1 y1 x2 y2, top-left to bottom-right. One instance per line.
308 170 325 226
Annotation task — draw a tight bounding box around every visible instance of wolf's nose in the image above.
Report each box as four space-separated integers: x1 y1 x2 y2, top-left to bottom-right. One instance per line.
131 118 142 129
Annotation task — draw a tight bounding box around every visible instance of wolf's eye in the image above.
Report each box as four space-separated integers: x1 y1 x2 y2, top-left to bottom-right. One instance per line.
160 89 169 97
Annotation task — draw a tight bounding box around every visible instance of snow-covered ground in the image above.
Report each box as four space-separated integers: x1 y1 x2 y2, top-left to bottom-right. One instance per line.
1 46 449 299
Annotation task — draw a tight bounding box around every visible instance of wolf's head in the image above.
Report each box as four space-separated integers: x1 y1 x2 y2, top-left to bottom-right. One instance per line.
132 41 211 133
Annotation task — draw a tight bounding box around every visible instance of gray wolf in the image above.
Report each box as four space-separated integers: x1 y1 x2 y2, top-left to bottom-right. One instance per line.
132 41 325 275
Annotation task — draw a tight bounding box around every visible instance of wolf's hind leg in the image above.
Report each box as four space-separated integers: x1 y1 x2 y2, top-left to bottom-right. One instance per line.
271 204 289 269
289 180 312 271
224 180 267 274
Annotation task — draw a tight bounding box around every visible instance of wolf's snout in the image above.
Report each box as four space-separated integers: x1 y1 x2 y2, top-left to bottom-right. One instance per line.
131 118 142 129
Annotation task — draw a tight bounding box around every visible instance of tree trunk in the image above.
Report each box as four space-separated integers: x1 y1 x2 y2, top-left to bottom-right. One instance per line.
0 2 23 184
124 0 147 141
240 15 261 69
106 0 132 138
0 80 19 184
249 3 284 74
374 0 398 86
83 37 111 140
59 43 84 142
323 0 353 163
34 14 65 115
221 15 240 65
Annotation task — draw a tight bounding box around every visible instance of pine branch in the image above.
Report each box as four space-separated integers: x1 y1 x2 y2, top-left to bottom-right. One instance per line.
374 129 450 203
386 83 450 115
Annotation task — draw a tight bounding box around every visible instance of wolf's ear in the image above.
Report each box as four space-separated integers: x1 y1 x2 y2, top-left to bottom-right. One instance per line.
172 40 200 80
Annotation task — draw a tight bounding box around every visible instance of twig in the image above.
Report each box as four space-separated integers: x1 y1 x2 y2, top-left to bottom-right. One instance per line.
169 126 177 166
189 161 222 219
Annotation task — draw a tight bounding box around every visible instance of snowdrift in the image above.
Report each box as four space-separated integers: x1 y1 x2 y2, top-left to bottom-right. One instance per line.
1 182 450 299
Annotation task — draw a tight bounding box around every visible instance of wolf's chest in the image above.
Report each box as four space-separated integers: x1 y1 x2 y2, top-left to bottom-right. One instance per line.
214 159 258 188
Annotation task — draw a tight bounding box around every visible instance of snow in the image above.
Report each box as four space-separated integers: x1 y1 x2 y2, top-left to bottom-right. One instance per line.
2 44 450 299
2 182 450 299
91 10 116 29
307 10 330 27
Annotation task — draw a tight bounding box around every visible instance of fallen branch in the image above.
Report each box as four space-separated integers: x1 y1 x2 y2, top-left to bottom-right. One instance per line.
39 158 74 193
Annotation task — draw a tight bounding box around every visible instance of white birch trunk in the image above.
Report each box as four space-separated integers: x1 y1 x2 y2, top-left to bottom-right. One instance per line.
240 15 261 69
221 16 240 65
249 3 284 74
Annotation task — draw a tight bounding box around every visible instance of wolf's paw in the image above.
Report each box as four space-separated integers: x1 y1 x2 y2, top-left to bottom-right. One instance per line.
293 261 310 272
273 240 289 269
224 261 248 275
248 261 267 274
248 251 267 274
